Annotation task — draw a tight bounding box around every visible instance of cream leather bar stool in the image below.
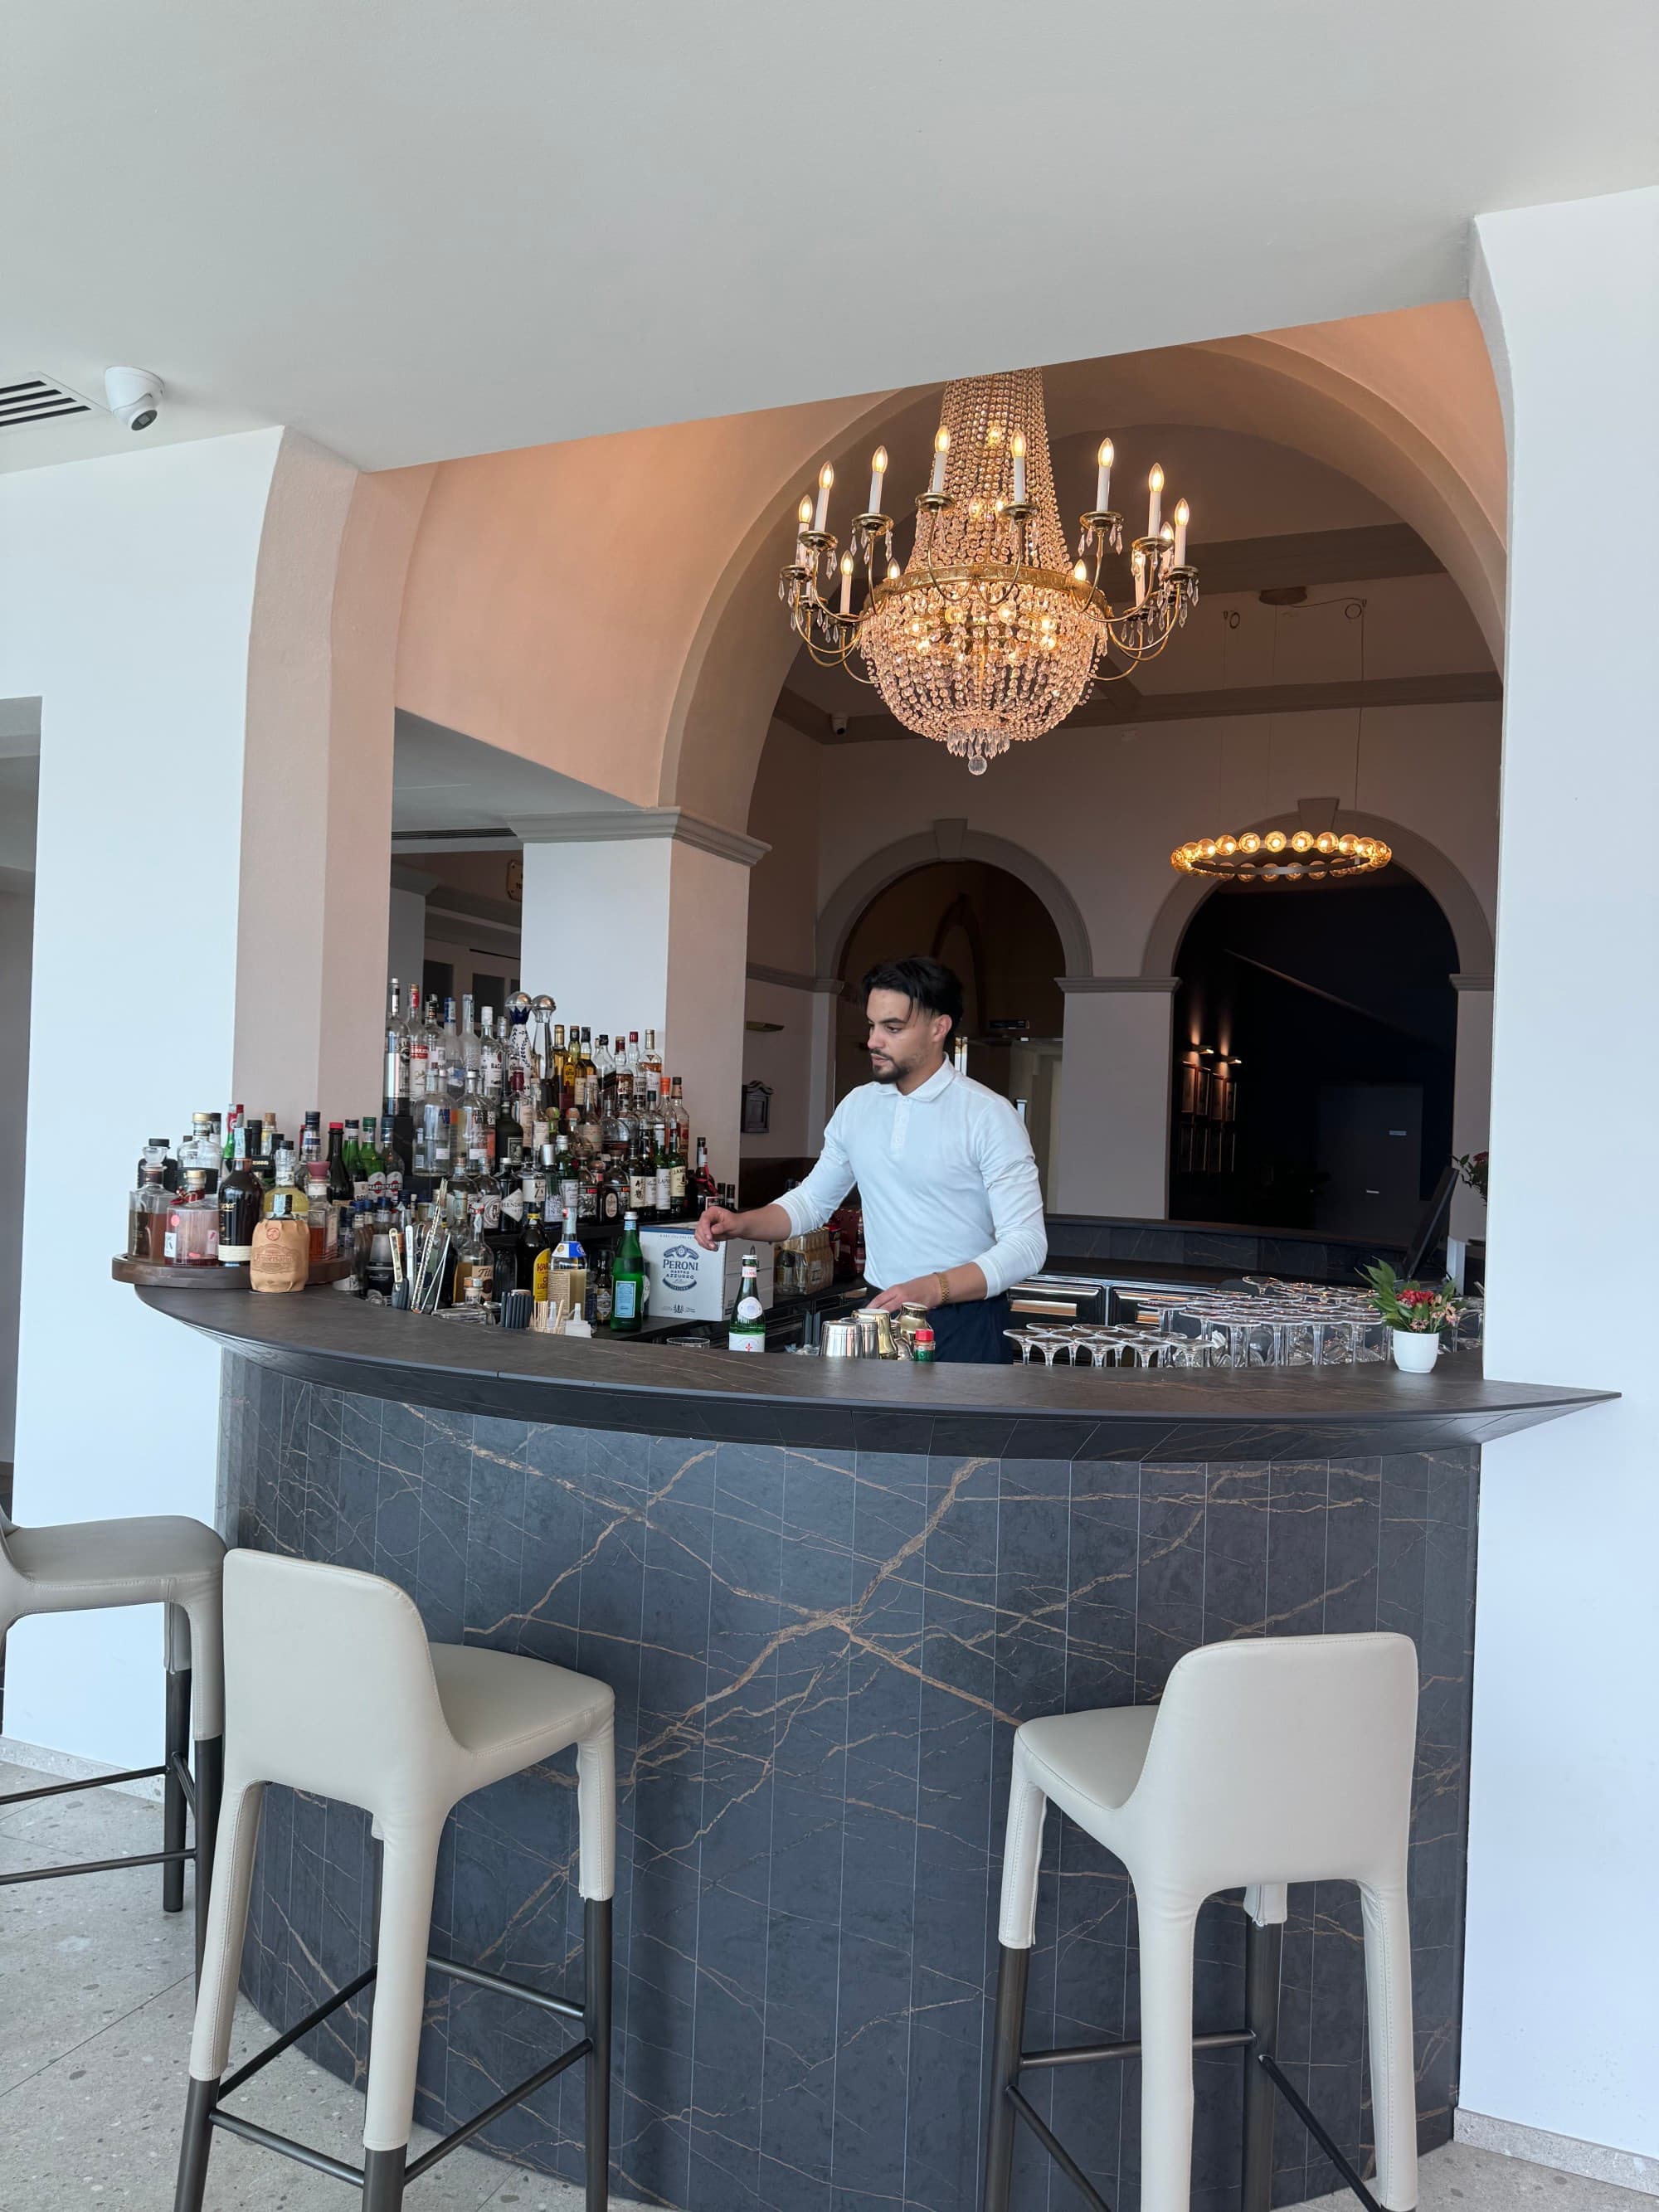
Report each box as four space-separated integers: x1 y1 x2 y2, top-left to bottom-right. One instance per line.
173 1550 616 2212
0 1502 224 1974
983 1633 1418 2212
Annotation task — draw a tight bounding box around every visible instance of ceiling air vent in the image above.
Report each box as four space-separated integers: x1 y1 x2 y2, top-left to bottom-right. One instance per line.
0 376 95 430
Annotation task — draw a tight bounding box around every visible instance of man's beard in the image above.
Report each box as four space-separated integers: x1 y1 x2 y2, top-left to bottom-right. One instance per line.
869 1056 902 1084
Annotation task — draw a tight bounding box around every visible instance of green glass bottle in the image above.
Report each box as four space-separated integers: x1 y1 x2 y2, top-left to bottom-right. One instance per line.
610 1209 646 1334
726 1250 766 1354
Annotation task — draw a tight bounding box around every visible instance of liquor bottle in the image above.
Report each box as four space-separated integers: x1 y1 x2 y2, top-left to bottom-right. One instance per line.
592 1033 613 1116
428 997 451 1101
460 1066 492 1177
164 1169 220 1266
360 1111 386 1201
379 1111 406 1205
629 1120 654 1217
667 1099 688 1213
305 1169 337 1262
693 1137 718 1210
452 1208 493 1308
428 1101 455 1184
442 998 465 1102
385 979 406 1104
129 1160 171 1261
727 1251 766 1353
494 1084 522 1174
577 1028 597 1113
459 994 481 1088
652 1124 673 1218
217 1121 264 1265
324 1122 351 1206
479 1008 503 1103
589 1244 615 1327
408 986 431 1103
639 1028 664 1100
298 1110 324 1186
187 1111 219 1194
610 1211 645 1333
137 1136 177 1193
519 1204 549 1295
548 1210 587 1323
262 1145 309 1219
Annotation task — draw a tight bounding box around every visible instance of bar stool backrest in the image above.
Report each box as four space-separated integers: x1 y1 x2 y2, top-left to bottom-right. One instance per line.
1125 1633 1417 1892
222 1550 450 1816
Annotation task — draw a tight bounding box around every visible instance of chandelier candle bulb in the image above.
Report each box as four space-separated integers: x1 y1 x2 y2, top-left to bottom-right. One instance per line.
1147 462 1164 539
1173 498 1190 567
814 463 834 533
839 551 854 615
868 445 888 513
929 426 950 494
1096 438 1114 512
1011 431 1027 503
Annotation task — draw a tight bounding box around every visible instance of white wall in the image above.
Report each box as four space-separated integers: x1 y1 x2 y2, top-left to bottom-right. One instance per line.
0 430 284 1768
521 832 753 1188
0 427 406 1772
740 976 834 1159
1462 187 1659 2175
0 887 34 1461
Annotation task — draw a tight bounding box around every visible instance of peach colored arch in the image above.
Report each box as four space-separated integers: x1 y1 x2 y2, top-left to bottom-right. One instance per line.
392 304 1505 844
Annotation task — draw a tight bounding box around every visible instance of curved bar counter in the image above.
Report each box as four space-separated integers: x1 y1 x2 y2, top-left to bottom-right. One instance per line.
144 1286 1609 2212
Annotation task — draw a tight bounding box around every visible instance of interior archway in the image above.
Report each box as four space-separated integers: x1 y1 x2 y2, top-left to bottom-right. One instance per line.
833 858 1067 1194
1170 863 1460 1240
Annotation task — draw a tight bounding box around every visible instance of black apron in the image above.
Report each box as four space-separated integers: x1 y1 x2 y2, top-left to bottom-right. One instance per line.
927 1293 1014 1365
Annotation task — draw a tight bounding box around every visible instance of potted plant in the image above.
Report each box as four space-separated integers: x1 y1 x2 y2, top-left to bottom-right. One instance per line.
1454 1150 1489 1203
1360 1261 1464 1373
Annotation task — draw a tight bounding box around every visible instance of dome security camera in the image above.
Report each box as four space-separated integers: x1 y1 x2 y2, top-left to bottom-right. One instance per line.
104 367 163 432
831 712 849 738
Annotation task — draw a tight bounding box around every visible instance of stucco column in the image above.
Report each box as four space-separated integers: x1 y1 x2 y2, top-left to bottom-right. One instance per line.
1458 186 1659 2182
1052 978 1176 1217
0 427 416 1771
1449 973 1491 1244
517 809 768 1187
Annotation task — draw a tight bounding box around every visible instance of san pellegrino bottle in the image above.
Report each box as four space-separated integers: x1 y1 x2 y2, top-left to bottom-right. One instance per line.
727 1251 766 1353
610 1210 645 1334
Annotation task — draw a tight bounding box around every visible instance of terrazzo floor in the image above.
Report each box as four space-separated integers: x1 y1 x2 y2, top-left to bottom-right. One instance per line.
0 1758 1650 2212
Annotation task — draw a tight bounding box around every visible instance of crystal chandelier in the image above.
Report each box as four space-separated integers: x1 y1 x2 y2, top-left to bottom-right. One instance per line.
780 368 1197 773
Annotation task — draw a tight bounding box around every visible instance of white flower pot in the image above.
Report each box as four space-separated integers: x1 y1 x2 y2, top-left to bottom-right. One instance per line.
1390 1328 1441 1373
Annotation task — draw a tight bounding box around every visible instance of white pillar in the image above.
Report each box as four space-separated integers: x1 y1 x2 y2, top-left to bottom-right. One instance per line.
1460 187 1659 2178
518 810 767 1188
1449 974 1491 1245
0 430 416 1771
1052 979 1175 1217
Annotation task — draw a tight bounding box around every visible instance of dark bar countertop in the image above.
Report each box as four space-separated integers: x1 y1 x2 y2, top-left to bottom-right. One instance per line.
139 1285 1611 1462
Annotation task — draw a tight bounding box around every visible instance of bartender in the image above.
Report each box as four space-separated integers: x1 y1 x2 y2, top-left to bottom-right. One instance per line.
695 956 1046 1364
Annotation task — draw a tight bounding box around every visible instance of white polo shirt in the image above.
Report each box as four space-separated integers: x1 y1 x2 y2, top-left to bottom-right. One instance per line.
775 1060 1047 1298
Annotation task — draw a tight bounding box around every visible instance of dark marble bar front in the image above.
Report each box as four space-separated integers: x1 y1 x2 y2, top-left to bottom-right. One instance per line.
148 1293 1608 2212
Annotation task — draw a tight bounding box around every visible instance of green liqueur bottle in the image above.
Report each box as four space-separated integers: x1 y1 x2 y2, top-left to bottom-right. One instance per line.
610 1209 645 1334
727 1250 766 1354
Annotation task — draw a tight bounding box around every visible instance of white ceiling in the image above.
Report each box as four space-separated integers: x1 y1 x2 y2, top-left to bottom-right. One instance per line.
392 711 627 836
5 2 1656 475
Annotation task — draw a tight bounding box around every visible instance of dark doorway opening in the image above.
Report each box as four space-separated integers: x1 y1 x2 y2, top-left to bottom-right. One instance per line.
1170 870 1457 1240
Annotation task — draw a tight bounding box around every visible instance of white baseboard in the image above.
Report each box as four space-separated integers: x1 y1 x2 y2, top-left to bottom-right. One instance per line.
1456 2107 1659 2197
0 1734 167 1805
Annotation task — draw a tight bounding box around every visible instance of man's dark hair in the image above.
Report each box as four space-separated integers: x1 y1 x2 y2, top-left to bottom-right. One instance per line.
861 956 964 1043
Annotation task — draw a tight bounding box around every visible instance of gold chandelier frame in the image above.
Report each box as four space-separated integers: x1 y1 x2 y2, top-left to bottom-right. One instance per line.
1170 827 1393 882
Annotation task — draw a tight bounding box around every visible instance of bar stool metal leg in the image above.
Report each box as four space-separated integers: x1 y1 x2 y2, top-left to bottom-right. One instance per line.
1243 1908 1283 2212
192 1733 223 1984
981 1942 1029 2212
362 2146 408 2210
585 1896 613 2212
162 1665 191 1915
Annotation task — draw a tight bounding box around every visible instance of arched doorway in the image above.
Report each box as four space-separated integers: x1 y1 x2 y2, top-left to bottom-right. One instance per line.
835 859 1066 1194
1170 866 1458 1241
